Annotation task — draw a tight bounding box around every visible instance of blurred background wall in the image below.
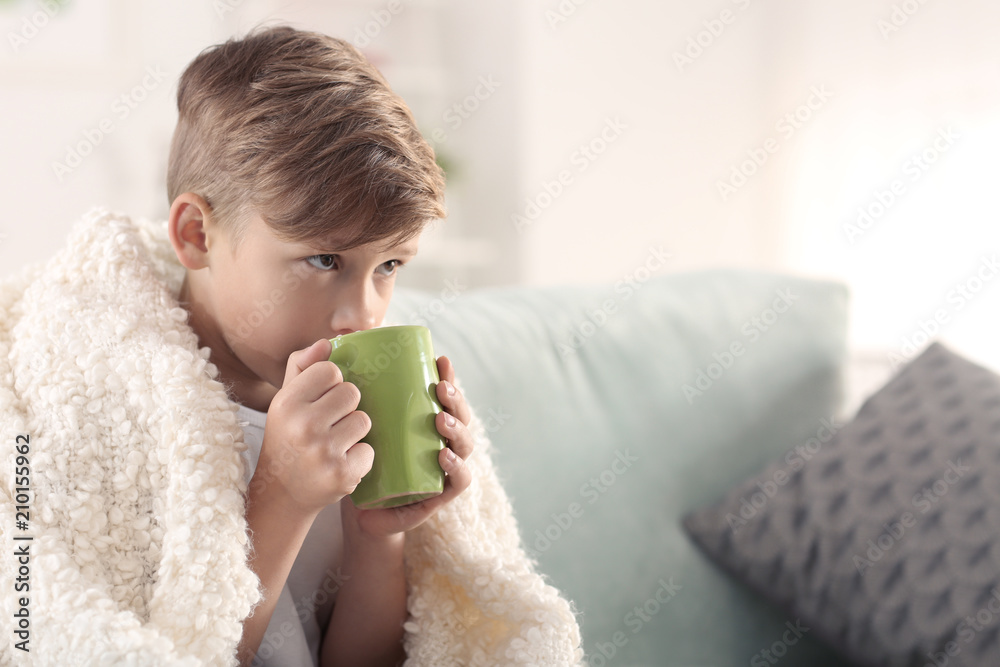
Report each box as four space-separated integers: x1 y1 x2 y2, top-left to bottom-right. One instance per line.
1 0 998 369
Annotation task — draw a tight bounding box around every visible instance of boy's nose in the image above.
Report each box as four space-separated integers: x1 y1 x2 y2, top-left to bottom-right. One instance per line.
331 283 378 335
332 313 376 336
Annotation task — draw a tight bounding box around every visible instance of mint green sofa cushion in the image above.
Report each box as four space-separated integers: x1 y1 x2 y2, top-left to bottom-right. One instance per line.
387 270 851 665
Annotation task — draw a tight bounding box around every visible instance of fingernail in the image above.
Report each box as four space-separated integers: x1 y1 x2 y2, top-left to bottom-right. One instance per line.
444 447 457 464
444 413 456 427
446 382 456 396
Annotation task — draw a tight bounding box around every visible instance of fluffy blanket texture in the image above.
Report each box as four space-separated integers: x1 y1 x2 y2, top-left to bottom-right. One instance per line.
0 208 583 666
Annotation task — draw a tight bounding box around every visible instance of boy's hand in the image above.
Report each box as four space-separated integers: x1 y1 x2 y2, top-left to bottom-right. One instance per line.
251 339 375 516
343 355 475 537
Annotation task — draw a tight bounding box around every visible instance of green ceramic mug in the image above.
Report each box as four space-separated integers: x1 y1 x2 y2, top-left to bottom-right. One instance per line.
328 325 446 509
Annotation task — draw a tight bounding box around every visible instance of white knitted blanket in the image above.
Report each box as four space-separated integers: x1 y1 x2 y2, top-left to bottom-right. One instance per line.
0 208 583 666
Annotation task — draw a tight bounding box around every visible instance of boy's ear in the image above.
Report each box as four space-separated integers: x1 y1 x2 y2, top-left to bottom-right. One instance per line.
168 193 214 270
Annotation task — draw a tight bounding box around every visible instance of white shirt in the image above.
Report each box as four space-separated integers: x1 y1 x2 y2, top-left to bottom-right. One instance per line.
237 403 345 667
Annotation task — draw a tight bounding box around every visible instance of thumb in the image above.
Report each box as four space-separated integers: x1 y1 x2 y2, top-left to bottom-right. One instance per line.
282 338 333 388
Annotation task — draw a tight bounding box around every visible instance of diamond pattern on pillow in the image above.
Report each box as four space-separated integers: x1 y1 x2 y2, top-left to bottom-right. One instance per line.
682 343 1000 667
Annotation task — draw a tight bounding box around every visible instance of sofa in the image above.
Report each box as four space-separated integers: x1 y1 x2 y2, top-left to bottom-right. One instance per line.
391 266 1000 666
388 270 854 665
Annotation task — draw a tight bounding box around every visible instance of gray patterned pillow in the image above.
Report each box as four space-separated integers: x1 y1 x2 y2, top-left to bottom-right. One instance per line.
683 342 1000 667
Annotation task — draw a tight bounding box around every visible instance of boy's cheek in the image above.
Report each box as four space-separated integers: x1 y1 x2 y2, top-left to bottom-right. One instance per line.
226 287 309 343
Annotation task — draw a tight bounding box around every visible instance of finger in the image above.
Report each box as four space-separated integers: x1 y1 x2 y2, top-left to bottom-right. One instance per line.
436 378 472 428
341 441 375 492
282 338 333 389
292 358 348 406
390 448 472 523
435 447 474 500
328 408 372 456
436 411 474 460
308 374 359 424
435 356 473 425
436 355 456 386
352 449 473 534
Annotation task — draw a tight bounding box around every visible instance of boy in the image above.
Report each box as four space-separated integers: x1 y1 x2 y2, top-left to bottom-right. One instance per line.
165 26 473 665
0 25 582 667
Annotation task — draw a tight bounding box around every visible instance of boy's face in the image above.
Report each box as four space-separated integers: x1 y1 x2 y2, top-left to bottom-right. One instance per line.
189 211 419 396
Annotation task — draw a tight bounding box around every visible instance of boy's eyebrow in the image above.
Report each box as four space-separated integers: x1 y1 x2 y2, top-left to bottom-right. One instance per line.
298 237 419 256
381 239 420 257
393 245 419 257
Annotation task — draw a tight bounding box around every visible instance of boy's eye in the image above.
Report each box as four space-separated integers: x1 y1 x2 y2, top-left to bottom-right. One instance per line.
306 254 337 271
305 255 403 276
376 260 403 277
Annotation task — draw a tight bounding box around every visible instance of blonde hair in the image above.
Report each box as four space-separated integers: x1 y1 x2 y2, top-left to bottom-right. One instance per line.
167 25 446 250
